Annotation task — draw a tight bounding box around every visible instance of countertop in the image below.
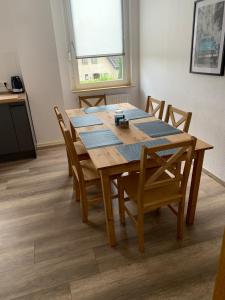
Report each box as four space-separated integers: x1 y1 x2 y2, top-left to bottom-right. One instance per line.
0 92 26 104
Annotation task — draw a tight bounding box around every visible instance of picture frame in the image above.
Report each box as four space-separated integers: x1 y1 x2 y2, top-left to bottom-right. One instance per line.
190 0 225 75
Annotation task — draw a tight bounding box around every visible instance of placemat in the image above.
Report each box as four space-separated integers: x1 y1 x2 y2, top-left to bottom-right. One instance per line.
123 108 151 120
80 129 123 149
135 120 181 137
116 139 176 162
70 115 103 128
84 104 119 114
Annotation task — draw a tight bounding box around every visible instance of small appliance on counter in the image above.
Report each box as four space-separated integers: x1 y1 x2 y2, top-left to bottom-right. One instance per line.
11 76 24 93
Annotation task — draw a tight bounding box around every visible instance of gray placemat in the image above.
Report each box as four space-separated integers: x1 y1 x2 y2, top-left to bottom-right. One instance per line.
80 129 123 149
123 108 151 120
135 120 181 137
84 104 119 114
70 115 103 128
116 139 176 162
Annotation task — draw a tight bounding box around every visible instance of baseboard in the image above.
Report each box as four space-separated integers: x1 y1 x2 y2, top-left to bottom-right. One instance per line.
37 139 64 149
203 168 225 187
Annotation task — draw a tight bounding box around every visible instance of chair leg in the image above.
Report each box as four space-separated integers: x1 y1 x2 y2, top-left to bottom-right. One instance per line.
177 200 185 240
137 215 145 252
80 190 88 223
67 150 72 177
73 177 80 202
156 207 161 214
118 178 125 225
72 173 80 202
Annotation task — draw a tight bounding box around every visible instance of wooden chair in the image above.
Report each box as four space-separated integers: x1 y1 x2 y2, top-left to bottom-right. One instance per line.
164 105 192 133
145 96 165 120
78 94 106 108
118 137 196 252
59 120 117 223
53 106 89 176
213 229 225 299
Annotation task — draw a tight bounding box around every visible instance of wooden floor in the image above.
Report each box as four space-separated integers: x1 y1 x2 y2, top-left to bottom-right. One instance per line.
0 145 224 300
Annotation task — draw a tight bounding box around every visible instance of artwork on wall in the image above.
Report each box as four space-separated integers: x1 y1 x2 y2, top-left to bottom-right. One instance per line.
190 0 225 75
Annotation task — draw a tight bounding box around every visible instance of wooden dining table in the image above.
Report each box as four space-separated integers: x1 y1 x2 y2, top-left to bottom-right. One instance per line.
66 103 213 247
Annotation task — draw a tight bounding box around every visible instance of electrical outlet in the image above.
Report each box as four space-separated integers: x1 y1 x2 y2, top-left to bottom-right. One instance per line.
0 81 8 92
0 81 7 86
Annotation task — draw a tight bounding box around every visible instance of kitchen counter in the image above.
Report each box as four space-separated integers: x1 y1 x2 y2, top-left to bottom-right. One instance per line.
0 92 26 104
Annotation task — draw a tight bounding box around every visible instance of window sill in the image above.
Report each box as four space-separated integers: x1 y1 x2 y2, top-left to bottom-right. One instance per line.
72 84 135 93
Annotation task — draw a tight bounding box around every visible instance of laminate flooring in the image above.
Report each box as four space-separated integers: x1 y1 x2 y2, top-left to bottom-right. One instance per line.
0 145 224 300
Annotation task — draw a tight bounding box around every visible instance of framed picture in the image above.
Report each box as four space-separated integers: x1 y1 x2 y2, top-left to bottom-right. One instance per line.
190 0 225 75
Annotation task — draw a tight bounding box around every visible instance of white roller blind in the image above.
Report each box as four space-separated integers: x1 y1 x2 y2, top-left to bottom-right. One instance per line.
70 0 124 58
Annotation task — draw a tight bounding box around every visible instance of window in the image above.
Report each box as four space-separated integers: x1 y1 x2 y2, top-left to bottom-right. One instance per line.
91 58 98 64
93 73 100 80
82 58 88 65
66 0 130 90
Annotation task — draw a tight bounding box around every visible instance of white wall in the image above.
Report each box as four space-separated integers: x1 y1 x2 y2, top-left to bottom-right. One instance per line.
0 2 21 91
9 0 65 146
139 0 225 182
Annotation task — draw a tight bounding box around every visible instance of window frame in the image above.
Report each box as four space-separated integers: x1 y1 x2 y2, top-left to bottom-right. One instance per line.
65 0 131 91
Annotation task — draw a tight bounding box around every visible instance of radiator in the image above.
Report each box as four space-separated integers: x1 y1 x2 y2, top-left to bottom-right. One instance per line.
106 94 130 104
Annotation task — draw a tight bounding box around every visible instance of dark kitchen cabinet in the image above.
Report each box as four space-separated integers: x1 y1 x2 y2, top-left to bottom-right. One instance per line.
0 93 36 162
0 104 19 155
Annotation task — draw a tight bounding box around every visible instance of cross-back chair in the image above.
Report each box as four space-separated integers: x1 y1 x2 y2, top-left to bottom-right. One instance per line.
59 121 117 223
78 94 106 108
118 137 196 252
145 96 165 120
164 105 192 133
53 106 89 176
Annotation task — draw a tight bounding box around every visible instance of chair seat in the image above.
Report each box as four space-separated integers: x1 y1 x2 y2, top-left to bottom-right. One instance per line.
121 169 182 212
74 141 89 160
80 159 100 183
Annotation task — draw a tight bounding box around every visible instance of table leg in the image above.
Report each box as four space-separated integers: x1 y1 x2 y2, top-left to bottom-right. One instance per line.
186 150 205 225
100 170 117 247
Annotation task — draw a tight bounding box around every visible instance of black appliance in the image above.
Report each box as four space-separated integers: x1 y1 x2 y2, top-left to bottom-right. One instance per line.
11 76 24 93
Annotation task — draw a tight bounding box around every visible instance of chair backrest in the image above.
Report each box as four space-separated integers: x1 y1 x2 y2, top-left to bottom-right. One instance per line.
145 96 165 120
78 94 106 108
137 137 196 208
164 105 192 133
59 120 85 185
53 106 68 139
53 105 63 121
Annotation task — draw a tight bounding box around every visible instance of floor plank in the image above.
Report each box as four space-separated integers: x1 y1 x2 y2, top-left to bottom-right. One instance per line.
11 284 71 300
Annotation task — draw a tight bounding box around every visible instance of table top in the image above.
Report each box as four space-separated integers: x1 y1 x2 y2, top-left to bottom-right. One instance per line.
66 103 213 170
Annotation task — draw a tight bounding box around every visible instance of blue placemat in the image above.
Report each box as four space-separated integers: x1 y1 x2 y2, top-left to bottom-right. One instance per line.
123 109 151 120
70 115 103 128
84 104 119 114
116 139 176 162
135 120 181 138
80 129 123 149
